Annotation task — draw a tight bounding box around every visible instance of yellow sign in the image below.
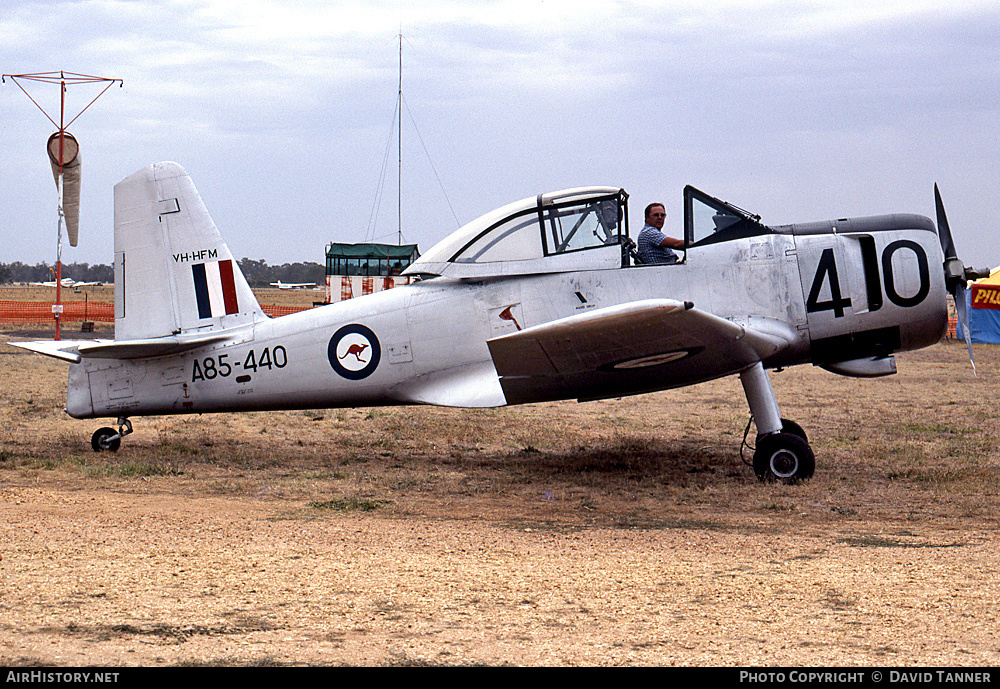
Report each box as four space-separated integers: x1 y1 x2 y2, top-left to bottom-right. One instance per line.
972 284 1000 310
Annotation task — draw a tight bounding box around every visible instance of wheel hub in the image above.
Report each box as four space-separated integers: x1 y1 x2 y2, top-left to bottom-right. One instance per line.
768 449 799 479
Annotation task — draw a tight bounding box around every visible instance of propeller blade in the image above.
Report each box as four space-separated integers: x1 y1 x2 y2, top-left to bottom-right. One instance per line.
936 184 967 293
954 284 977 377
936 184 978 375
935 183 958 261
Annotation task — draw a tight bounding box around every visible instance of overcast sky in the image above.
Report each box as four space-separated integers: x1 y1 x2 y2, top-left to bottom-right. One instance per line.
2 0 998 271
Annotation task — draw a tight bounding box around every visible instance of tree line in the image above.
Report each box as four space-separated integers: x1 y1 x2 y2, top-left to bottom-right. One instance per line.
0 259 325 288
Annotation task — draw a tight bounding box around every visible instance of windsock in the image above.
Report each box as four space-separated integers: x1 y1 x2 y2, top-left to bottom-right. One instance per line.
47 131 81 247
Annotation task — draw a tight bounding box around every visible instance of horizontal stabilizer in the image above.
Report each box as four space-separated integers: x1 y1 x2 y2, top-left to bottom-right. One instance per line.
11 332 233 363
10 339 87 363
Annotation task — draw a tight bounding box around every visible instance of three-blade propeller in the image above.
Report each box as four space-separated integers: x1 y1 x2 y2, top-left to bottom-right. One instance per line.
936 184 990 374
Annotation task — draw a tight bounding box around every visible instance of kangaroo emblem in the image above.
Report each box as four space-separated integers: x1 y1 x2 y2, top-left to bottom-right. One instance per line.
339 343 369 363
499 305 522 331
328 324 380 380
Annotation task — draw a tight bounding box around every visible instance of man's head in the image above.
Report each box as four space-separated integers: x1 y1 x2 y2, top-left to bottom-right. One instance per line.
644 203 666 230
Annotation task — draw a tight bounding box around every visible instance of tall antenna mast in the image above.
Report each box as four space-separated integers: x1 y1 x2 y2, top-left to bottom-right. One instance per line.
398 31 403 246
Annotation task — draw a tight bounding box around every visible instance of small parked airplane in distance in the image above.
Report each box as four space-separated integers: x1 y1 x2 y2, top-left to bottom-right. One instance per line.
13 162 986 482
29 278 102 288
270 281 317 290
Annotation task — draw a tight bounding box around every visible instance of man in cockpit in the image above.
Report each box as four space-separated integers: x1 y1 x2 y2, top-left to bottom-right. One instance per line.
637 203 684 264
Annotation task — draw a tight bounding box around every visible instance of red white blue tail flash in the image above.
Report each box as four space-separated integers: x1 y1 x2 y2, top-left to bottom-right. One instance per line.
192 259 239 318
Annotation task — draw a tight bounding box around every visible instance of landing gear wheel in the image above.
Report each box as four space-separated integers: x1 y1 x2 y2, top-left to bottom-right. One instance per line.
753 432 815 483
779 418 807 444
91 427 121 453
754 418 807 444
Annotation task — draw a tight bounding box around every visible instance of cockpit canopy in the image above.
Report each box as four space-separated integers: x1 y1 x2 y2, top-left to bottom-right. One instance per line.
404 187 629 278
684 185 768 248
403 185 775 278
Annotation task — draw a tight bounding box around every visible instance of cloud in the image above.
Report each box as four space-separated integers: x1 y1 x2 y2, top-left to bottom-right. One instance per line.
1 0 998 270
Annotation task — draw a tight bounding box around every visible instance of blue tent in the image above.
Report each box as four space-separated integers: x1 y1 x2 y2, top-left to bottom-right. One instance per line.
956 285 1000 344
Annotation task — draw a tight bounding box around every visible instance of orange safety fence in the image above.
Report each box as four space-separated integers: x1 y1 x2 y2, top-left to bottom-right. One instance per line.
0 301 311 323
0 300 115 323
259 304 311 318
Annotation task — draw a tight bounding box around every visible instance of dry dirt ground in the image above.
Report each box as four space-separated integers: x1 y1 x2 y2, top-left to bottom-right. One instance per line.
2 321 1000 667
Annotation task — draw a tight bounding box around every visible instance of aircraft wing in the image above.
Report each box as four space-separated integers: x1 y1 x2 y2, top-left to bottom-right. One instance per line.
11 333 233 364
487 299 792 404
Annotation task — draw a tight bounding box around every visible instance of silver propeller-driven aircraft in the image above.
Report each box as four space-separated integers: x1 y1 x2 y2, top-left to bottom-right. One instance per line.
14 162 985 482
270 281 317 290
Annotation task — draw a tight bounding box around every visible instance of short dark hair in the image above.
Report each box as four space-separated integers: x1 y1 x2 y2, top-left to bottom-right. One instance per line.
644 202 665 219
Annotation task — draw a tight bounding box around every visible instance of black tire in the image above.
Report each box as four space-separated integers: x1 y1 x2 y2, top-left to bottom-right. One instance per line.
753 432 815 483
779 418 807 444
91 427 121 453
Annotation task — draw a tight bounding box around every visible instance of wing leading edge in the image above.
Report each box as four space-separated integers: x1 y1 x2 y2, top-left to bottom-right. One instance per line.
487 299 792 404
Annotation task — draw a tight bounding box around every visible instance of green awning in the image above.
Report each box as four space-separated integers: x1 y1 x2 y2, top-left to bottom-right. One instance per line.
326 243 419 260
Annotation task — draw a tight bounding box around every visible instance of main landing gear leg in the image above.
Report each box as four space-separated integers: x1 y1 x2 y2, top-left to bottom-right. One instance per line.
740 362 815 483
91 417 133 453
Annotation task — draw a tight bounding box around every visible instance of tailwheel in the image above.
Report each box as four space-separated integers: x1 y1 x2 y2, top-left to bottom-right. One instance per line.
753 431 815 484
90 417 133 453
91 427 120 452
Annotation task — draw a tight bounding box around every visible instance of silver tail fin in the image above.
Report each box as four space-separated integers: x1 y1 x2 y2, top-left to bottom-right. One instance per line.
113 162 264 340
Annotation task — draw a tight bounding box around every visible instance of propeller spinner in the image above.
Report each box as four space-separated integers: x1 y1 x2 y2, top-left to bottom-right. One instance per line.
935 184 990 373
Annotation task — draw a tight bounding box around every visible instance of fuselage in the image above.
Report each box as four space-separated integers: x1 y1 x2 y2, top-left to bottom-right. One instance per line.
66 216 946 419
